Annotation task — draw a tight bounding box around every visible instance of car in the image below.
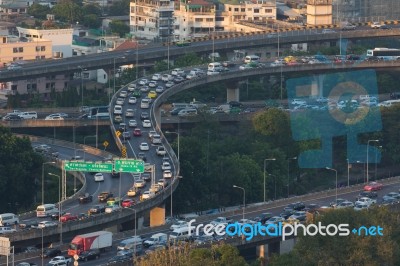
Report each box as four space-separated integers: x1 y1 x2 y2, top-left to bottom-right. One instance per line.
142 120 151 128
148 90 157 99
380 25 391 30
78 249 101 261
162 161 171 170
49 256 72 265
158 178 168 188
138 152 147 161
265 216 285 224
122 131 131 140
114 115 123 123
89 205 106 215
115 98 124 105
94 173 104 182
127 83 137 91
140 112 149 120
38 221 57 228
139 79 149 85
382 196 398 205
107 254 131 265
140 85 150 92
134 179 146 188
280 210 294 219
156 146 166 156
165 81 175 88
364 182 383 191
133 128 142 136
111 171 120 178
45 114 64 120
2 114 23 121
59 213 78 222
139 142 149 151
155 85 164 93
341 24 356 30
170 220 188 231
152 74 162 80
286 202 305 211
113 105 123 115
98 192 113 202
125 109 135 118
383 192 400 201
128 96 137 104
121 199 135 208
322 29 335 34
19 219 39 230
141 191 155 200
356 191 378 200
41 248 62 258
105 204 121 213
172 68 185 76
106 197 121 206
354 202 369 211
128 119 137 127
289 211 307 222
163 170 172 179
16 262 38 266
78 193 93 204
371 22 381 29
0 227 16 234
173 76 185 83
127 186 141 197
336 201 354 209
148 81 157 88
330 198 347 208
142 173 151 182
119 90 128 98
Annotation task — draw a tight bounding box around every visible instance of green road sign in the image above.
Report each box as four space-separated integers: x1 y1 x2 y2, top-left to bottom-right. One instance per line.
64 161 113 173
115 159 144 173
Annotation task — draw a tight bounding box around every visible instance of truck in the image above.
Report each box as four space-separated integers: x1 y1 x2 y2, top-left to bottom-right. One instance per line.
68 231 112 256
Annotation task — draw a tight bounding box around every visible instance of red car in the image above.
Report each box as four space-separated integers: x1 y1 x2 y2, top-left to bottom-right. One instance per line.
363 182 383 191
121 199 135 208
59 213 78 222
133 128 142 136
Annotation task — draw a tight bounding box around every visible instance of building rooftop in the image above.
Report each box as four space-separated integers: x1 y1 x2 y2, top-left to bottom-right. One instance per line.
115 40 139 51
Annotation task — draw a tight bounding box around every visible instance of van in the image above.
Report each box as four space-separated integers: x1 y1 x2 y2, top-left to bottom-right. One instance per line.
143 233 168 247
178 108 197 117
207 62 224 72
36 204 59 218
172 103 191 109
117 236 143 251
244 55 260 64
19 111 37 119
0 213 19 226
169 227 195 243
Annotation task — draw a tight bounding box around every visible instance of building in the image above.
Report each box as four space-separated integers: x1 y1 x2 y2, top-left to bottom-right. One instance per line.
0 0 33 14
0 35 52 67
130 0 174 42
17 27 73 58
306 0 332 25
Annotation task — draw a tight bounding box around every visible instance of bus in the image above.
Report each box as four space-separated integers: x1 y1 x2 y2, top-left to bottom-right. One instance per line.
366 48 400 61
88 106 110 119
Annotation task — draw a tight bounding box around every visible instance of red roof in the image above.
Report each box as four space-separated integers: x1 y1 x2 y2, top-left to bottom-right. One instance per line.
115 40 139 51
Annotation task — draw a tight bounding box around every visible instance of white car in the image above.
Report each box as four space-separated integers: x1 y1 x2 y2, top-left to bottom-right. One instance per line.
116 98 125 105
113 105 123 115
162 162 171 170
336 201 354 209
207 69 220 75
163 170 172 179
139 79 149 85
45 114 64 120
141 191 154 200
170 220 187 231
128 97 137 104
165 81 175 88
171 68 185 76
139 142 149 151
134 179 146 188
0 227 16 234
354 202 369 211
49 256 72 265
94 173 104 182
152 74 161 81
142 120 151 128
155 86 164 93
149 81 157 88
105 205 121 213
125 109 135 118
119 90 128 98
128 83 137 91
128 119 137 127
38 221 58 228
355 197 376 207
162 74 173 82
140 86 150 92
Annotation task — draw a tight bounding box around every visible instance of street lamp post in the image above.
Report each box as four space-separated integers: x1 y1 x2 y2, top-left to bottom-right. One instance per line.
287 157 297 198
326 167 338 203
263 158 276 202
233 185 245 220
367 139 379 184
48 173 62 244
42 162 55 205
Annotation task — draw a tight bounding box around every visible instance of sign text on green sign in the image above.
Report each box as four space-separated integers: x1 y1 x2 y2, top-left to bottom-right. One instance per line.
64 161 113 173
114 159 144 173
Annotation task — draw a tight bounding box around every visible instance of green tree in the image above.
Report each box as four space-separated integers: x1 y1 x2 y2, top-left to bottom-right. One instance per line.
174 53 205 67
108 0 129 16
0 127 43 212
27 3 51 20
51 0 83 23
83 14 101 28
109 20 130 37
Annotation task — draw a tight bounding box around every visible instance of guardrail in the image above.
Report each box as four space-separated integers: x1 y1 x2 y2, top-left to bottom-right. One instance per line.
1 119 110 128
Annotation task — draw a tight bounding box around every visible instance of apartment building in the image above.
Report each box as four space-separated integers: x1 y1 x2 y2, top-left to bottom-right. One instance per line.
0 35 52 67
130 0 174 42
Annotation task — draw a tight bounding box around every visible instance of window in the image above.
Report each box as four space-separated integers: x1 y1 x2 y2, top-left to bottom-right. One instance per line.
13 48 18 53
241 8 245 12
254 9 259 13
195 18 203 22
265 9 272 13
18 47 23 53
234 8 239 12
206 18 213 22
229 7 231 11
41 46 45 51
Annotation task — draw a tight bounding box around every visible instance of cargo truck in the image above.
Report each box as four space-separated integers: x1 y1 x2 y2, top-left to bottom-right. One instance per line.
68 231 112 256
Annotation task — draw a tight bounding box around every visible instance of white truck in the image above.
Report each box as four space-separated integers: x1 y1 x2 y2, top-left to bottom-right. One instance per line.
143 233 168 247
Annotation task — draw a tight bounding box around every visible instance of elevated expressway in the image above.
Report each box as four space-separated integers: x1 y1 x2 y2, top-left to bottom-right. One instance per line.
7 60 400 249
1 28 400 82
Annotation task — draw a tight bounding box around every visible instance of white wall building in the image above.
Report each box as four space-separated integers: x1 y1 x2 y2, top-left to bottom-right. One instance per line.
17 27 73 58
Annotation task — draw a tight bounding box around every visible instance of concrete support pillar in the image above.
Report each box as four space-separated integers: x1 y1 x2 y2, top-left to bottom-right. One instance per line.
256 244 268 259
311 74 326 97
279 238 296 254
137 216 144 230
150 204 165 227
226 80 240 102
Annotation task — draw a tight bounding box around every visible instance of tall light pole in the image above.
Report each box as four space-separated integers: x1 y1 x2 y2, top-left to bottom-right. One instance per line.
233 185 245 220
326 167 338 204
263 158 276 202
375 146 382 180
366 139 379 184
287 157 297 198
357 160 365 184
42 162 55 205
48 173 62 244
